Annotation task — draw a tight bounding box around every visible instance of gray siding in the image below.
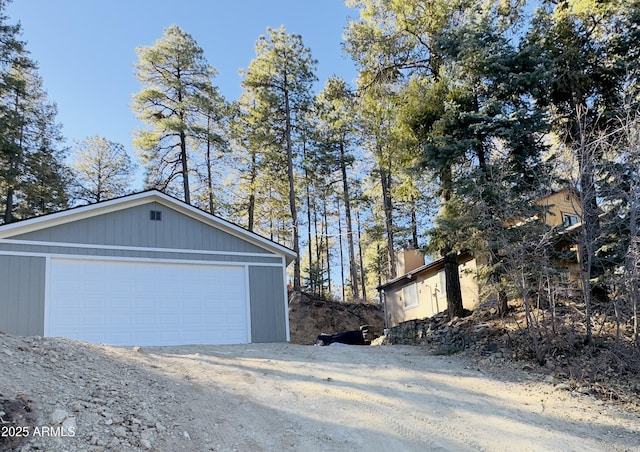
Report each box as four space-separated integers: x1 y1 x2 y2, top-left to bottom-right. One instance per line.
0 196 292 343
249 266 287 342
10 202 271 255
0 255 45 335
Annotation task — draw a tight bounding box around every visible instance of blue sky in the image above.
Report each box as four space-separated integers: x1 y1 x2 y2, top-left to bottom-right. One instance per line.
7 1 359 181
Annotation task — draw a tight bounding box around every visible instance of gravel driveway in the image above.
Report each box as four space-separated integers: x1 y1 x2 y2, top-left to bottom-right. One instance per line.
2 336 639 451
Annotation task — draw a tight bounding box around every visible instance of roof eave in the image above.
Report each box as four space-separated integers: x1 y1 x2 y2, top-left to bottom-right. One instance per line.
0 190 298 262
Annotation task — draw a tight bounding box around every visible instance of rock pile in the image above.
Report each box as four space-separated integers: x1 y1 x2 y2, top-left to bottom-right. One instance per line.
0 333 192 451
384 309 510 360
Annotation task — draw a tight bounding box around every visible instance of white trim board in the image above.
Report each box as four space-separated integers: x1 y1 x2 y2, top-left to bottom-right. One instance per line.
0 238 280 259
0 250 284 267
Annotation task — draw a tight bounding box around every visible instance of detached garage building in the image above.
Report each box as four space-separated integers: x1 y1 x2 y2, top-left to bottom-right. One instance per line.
0 190 296 346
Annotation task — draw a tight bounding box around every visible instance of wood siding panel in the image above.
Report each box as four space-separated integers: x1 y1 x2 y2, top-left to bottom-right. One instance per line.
0 255 45 335
10 203 273 255
535 190 582 228
249 266 287 342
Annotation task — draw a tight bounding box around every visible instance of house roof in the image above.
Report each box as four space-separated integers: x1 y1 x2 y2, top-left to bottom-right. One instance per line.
533 187 581 204
0 190 297 264
376 251 473 292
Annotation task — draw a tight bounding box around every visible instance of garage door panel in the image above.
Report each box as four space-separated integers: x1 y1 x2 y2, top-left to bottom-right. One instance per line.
47 258 248 346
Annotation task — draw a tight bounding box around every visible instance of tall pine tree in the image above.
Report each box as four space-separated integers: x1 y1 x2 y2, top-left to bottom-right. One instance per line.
240 27 317 291
132 25 222 204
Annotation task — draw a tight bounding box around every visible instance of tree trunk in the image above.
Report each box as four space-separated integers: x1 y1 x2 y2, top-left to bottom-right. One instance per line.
337 197 346 302
304 142 313 292
176 86 191 205
410 202 419 248
340 142 359 299
440 166 465 319
283 77 300 291
179 130 190 204
323 196 331 296
247 151 257 231
356 209 367 302
575 106 598 345
443 247 464 318
314 194 322 296
4 185 14 224
380 166 395 278
205 116 215 214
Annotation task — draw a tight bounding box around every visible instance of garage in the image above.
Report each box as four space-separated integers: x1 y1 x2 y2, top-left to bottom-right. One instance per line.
47 258 248 346
0 190 296 345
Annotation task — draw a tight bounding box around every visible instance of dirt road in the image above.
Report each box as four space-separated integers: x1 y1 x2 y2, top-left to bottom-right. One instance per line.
2 337 639 451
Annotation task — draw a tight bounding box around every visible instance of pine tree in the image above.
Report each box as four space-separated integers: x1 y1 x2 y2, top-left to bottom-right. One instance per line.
132 25 221 204
1 46 69 223
240 27 317 291
70 136 136 203
313 77 361 299
346 0 549 318
189 82 229 214
0 1 27 223
527 0 640 343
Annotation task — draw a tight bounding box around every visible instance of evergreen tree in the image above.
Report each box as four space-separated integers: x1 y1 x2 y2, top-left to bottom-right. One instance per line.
230 90 291 239
240 26 317 291
1 46 69 223
527 0 640 342
346 0 549 318
0 1 26 223
189 82 229 214
132 25 221 204
313 77 361 299
17 97 69 218
70 136 136 203
345 0 473 314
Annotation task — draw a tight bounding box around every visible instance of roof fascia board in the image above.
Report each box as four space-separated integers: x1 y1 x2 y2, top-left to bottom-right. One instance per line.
0 192 151 239
0 191 297 263
377 257 446 291
377 252 474 291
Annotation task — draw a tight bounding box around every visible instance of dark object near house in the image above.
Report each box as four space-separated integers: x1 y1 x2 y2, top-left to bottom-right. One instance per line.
316 325 370 346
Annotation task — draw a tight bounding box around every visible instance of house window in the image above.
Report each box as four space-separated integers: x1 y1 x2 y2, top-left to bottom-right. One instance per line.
402 283 419 309
562 213 579 227
150 210 162 221
437 270 447 300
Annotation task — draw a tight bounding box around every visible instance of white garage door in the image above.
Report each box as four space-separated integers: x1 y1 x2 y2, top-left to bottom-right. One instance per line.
46 258 249 346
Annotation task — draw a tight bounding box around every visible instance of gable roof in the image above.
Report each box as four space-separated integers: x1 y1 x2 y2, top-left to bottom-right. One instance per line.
533 187 581 204
0 190 297 264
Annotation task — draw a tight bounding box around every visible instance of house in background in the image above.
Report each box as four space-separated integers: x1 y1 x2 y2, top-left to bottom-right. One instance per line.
377 247 479 328
378 189 583 328
0 190 296 346
533 188 583 292
533 188 581 229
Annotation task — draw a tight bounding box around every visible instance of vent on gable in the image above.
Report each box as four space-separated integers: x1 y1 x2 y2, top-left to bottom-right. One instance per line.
150 210 162 221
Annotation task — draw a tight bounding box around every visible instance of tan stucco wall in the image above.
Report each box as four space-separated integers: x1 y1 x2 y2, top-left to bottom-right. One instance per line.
384 259 479 328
